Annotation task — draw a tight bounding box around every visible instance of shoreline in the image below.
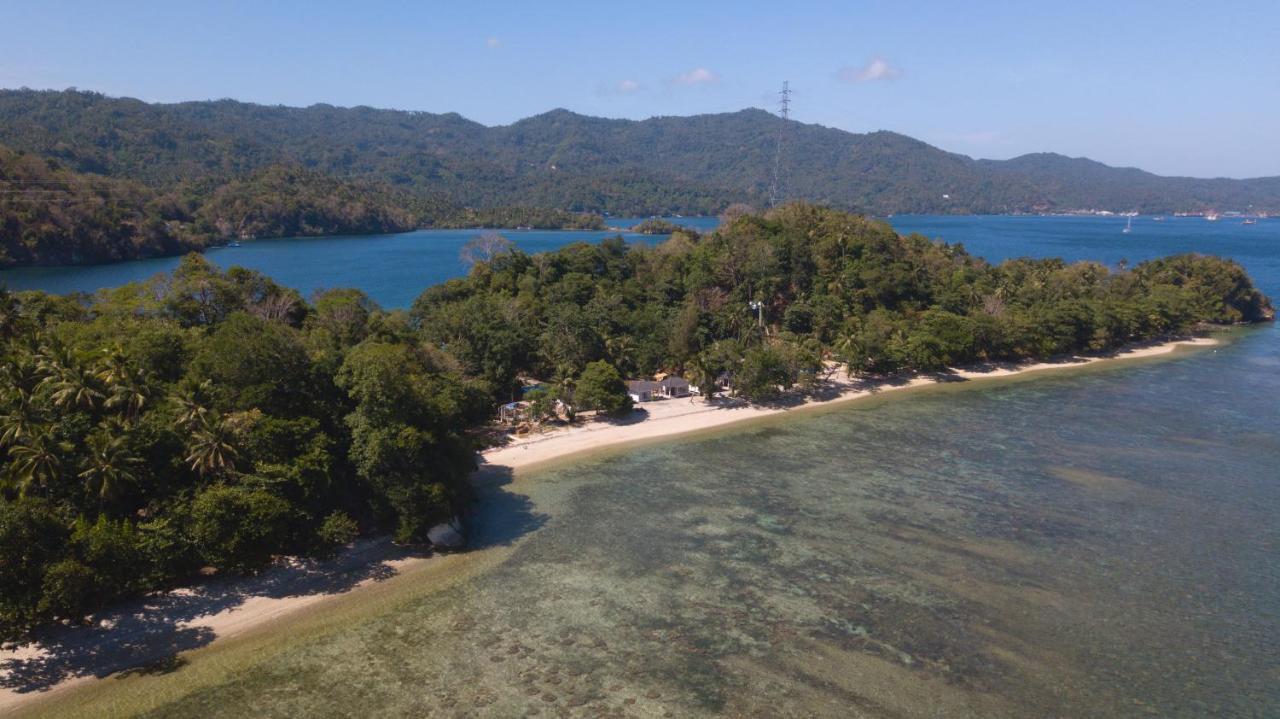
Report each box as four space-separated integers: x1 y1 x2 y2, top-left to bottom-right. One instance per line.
482 336 1220 476
0 335 1218 716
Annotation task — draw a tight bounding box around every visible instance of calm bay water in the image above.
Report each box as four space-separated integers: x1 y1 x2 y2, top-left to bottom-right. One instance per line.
0 217 720 309
10 215 1280 716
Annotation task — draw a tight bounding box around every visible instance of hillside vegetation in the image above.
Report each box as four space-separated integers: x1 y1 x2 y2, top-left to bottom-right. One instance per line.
0 144 606 267
2 89 1277 224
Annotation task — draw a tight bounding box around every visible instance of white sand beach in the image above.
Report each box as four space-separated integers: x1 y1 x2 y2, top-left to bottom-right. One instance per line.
483 337 1218 473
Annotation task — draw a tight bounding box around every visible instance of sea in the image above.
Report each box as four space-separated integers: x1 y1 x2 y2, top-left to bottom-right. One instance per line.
4 215 1278 717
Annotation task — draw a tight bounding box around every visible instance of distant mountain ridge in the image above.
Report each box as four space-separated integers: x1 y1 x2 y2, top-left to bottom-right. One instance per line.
0 88 1277 216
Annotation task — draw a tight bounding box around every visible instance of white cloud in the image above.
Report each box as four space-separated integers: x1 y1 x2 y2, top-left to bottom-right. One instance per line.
836 57 901 83
486 37 501 49
673 67 719 86
617 79 641 93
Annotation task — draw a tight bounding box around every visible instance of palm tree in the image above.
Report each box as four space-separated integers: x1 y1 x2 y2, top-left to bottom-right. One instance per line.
184 415 239 478
835 331 866 375
79 429 139 504
104 367 153 423
8 431 64 496
684 353 718 400
47 365 105 411
0 392 40 449
0 354 41 395
604 335 638 377
171 379 213 429
34 340 76 382
0 288 23 343
94 347 131 386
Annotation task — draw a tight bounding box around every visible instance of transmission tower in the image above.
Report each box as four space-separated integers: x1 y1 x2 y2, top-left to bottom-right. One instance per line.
768 80 792 208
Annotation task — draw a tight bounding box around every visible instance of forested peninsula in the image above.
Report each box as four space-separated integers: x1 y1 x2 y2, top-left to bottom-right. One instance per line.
0 205 1272 639
0 146 603 267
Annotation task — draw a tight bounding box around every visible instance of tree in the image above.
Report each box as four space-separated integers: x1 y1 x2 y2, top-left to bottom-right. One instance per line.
573 361 632 416
736 345 792 402
46 365 105 412
37 559 97 622
8 432 65 497
78 429 139 505
0 498 68 639
684 352 719 399
317 511 359 554
185 415 240 479
102 365 153 424
189 312 313 415
459 232 515 267
171 379 214 430
190 485 293 573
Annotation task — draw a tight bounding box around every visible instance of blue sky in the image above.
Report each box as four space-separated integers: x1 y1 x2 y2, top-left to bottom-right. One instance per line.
2 1 1277 178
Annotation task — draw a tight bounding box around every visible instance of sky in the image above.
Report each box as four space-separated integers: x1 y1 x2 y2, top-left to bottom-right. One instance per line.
2 0 1277 178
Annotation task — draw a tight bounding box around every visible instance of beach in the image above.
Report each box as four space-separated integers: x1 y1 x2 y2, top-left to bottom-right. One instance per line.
0 336 1217 716
483 336 1219 473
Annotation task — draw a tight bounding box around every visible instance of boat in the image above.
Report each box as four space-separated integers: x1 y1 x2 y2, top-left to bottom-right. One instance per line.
1242 219 1258 225
1122 216 1133 234
227 241 242 248
1205 212 1220 222
1153 216 1166 222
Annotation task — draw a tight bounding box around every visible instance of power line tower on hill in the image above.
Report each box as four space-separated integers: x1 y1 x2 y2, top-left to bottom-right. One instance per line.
768 80 792 208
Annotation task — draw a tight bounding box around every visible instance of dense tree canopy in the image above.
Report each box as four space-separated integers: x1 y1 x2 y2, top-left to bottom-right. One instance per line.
0 145 606 268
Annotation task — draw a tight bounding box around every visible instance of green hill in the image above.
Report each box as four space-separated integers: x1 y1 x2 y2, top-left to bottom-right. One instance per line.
1 88 1278 267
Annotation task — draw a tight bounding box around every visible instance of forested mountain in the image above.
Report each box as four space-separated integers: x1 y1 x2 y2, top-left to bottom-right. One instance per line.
1 88 1277 218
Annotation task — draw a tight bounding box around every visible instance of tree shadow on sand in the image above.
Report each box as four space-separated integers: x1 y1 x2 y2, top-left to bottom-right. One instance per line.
0 537 426 695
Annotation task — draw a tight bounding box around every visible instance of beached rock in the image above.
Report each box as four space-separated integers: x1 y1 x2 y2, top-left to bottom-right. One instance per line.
428 521 466 549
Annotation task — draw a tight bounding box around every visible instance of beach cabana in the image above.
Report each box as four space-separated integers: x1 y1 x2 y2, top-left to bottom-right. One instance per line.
499 401 530 424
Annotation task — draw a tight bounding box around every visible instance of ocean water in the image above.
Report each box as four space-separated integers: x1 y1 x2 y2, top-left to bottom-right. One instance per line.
9 215 1280 717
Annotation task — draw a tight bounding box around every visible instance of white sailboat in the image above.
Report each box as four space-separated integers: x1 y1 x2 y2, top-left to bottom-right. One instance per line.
1122 216 1133 234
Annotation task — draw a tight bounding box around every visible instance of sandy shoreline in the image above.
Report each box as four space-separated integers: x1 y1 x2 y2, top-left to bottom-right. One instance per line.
482 336 1219 474
0 335 1217 715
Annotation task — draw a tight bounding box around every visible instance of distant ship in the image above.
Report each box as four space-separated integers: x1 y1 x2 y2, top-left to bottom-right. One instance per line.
1122 216 1133 234
1153 216 1166 222
227 241 242 247
1242 219 1258 225
1205 212 1220 222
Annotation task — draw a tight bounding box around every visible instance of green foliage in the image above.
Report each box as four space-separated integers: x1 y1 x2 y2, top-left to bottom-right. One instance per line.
190 485 293 573
574 361 632 416
630 219 700 236
317 511 360 552
336 341 483 542
37 559 97 621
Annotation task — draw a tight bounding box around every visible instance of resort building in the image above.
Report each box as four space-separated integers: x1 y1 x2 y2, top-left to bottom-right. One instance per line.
626 376 691 403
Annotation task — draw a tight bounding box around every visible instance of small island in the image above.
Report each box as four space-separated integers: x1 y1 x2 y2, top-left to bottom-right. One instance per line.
0 204 1272 660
